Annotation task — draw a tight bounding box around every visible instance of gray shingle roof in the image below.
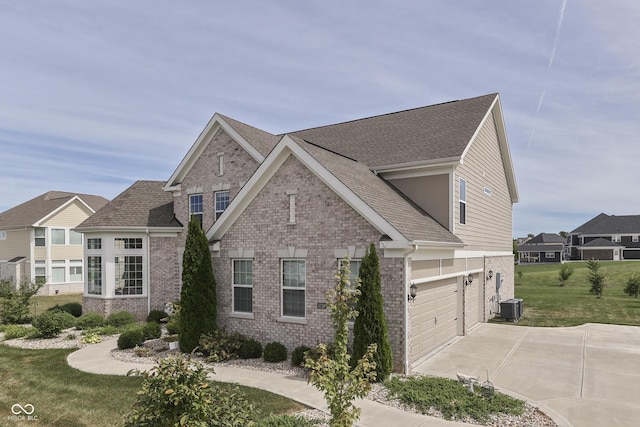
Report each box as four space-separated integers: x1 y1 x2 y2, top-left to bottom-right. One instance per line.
287 93 497 169
527 233 566 244
518 243 563 252
578 215 640 235
295 138 461 244
581 238 623 248
0 191 109 229
76 181 181 229
570 213 610 234
219 114 280 158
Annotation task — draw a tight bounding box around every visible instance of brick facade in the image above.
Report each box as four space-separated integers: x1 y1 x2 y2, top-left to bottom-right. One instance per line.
212 155 407 371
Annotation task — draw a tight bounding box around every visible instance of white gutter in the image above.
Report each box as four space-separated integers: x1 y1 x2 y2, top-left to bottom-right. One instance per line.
146 228 151 315
403 244 418 374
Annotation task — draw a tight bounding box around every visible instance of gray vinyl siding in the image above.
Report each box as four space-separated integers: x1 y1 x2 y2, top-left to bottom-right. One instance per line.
454 111 513 251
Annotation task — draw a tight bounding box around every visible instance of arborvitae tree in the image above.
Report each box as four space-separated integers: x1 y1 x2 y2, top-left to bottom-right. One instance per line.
351 243 393 382
558 263 574 286
178 216 217 352
587 259 606 298
624 273 640 298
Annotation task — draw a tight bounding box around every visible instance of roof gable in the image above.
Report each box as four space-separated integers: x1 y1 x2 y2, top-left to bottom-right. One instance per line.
571 213 610 234
207 136 462 247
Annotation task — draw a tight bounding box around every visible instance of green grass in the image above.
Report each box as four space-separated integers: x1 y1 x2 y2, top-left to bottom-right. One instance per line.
514 261 640 327
31 293 82 317
384 375 524 424
0 346 306 426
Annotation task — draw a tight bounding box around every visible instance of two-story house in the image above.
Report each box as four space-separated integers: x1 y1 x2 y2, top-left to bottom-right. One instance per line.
517 233 566 263
0 191 109 295
568 213 640 260
76 93 518 373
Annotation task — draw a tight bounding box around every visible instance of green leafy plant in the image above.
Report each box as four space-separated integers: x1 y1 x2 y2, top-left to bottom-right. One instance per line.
106 311 135 327
75 312 105 330
165 317 179 335
134 346 154 357
351 243 393 381
257 414 322 426
624 273 640 298
81 331 102 344
291 345 311 367
305 256 377 427
2 324 33 339
118 328 145 350
0 279 42 324
32 310 76 338
142 322 162 340
587 259 607 298
48 302 82 317
263 342 287 363
123 355 256 426
199 329 244 362
558 263 574 286
238 337 263 359
146 309 167 324
179 216 218 352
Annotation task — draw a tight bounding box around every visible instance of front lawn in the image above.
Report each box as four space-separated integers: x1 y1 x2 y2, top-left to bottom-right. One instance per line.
0 345 306 426
513 261 640 327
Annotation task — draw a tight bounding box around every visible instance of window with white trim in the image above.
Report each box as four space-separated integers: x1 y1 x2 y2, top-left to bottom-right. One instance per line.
459 177 467 225
70 230 82 245
545 252 556 259
87 256 102 295
70 259 83 282
114 238 142 250
51 260 66 283
52 229 66 245
215 190 230 220
282 259 306 318
35 228 46 247
114 255 143 295
35 260 46 284
232 259 253 313
633 235 639 243
612 235 621 243
189 193 203 226
0 231 6 240
87 238 102 249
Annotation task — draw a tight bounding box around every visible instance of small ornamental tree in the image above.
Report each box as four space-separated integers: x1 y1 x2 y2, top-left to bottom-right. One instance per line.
351 243 393 382
587 259 606 298
624 273 640 298
178 216 217 353
558 263 574 286
0 279 42 324
305 257 377 427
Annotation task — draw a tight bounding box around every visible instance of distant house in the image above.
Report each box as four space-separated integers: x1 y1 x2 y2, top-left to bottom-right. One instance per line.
76 93 519 373
517 233 566 263
0 191 109 294
568 213 640 260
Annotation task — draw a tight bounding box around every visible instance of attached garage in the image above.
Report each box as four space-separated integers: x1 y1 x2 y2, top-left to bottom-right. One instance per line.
409 277 461 365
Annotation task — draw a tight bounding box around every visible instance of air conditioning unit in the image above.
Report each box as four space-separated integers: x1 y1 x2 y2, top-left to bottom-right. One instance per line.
500 299 523 321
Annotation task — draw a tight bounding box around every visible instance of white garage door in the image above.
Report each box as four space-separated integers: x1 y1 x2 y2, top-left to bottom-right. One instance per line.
465 276 482 332
410 277 460 364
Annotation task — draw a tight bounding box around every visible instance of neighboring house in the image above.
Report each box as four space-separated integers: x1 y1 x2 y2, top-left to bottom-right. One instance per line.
568 213 640 260
517 233 566 263
76 93 519 373
0 191 109 295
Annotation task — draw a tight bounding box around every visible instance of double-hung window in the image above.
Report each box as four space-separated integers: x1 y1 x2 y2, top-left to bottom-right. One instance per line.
189 194 203 226
282 260 306 318
232 260 253 313
34 260 46 284
215 191 230 220
459 177 467 225
51 260 66 283
70 230 83 245
51 229 66 245
35 228 46 246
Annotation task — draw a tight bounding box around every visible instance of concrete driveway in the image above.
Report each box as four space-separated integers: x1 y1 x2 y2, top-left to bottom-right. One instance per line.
413 323 640 427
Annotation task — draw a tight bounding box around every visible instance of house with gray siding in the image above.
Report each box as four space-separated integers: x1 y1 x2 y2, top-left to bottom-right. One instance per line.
76 93 518 373
518 233 566 263
568 213 640 260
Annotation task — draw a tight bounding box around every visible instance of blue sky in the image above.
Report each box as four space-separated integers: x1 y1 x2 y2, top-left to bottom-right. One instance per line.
1 0 638 237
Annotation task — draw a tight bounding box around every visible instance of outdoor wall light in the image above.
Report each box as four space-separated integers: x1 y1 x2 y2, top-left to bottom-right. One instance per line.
465 273 474 286
408 283 418 301
488 269 494 280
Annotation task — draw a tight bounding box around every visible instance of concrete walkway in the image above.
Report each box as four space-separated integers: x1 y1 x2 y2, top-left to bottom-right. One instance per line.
67 338 468 427
414 323 640 427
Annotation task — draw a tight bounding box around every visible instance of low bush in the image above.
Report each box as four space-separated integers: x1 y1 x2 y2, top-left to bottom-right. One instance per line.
48 302 83 317
263 342 287 363
2 324 33 340
90 324 120 336
32 310 76 338
257 414 322 426
198 330 245 362
141 322 162 340
165 318 179 335
124 356 256 426
75 313 104 330
117 328 145 350
146 309 166 324
106 311 135 327
81 331 102 344
238 337 262 359
291 345 311 367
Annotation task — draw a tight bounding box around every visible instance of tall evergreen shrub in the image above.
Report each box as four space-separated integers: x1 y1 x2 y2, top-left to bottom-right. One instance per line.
351 243 393 381
178 217 217 352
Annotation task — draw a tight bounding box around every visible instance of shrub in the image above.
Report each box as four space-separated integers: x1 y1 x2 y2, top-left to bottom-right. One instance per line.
141 322 162 340
3 324 33 340
558 264 574 286
238 337 262 359
291 345 311 367
263 341 287 363
624 273 640 298
81 331 102 344
199 330 244 362
0 279 41 324
146 309 166 324
118 328 145 350
106 311 135 327
587 259 607 298
123 356 256 426
32 310 76 338
48 302 83 317
92 324 119 336
257 414 322 426
75 313 104 330
165 317 179 335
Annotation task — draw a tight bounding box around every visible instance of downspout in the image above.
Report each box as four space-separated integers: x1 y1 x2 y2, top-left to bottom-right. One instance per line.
404 244 418 374
146 228 151 315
